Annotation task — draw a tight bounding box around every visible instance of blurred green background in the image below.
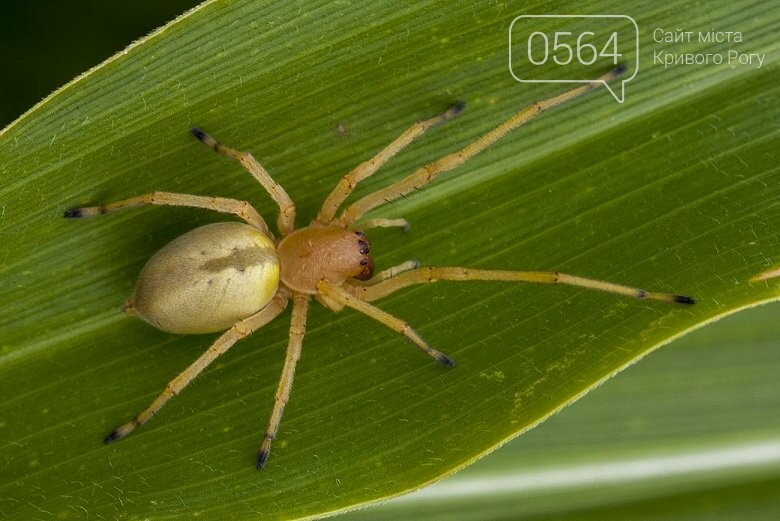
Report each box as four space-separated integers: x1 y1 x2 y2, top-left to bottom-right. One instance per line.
0 0 200 128
1 2 777 519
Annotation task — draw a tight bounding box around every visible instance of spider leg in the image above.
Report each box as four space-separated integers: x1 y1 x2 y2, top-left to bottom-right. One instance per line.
191 128 296 236
64 191 271 237
347 267 696 305
337 66 626 227
257 292 310 469
359 218 410 231
316 103 465 225
317 279 454 367
103 290 289 444
359 260 421 285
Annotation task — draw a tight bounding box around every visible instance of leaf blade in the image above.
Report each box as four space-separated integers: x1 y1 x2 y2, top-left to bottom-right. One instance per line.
0 1 777 519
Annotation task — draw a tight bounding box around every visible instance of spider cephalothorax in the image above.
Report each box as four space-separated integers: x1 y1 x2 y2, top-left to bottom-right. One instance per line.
277 226 374 293
66 65 693 469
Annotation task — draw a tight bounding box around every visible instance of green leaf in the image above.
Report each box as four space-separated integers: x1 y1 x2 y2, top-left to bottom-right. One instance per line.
341 301 780 520
0 1 777 520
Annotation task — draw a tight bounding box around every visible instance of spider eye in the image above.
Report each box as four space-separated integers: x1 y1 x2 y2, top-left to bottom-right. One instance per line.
355 256 374 280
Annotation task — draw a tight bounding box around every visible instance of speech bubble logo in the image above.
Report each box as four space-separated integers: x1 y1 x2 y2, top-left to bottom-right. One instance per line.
509 15 639 103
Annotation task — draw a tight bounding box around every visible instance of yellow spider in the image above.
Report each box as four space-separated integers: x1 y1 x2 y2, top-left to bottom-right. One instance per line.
65 66 693 469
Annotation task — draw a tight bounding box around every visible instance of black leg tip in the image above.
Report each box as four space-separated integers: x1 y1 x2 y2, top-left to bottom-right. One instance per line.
64 208 83 219
103 430 121 444
190 127 207 141
256 449 269 470
436 352 455 368
451 101 466 116
614 63 628 76
440 102 466 122
673 295 696 305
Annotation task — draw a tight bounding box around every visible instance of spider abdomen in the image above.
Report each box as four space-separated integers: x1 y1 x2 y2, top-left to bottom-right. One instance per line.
126 221 280 334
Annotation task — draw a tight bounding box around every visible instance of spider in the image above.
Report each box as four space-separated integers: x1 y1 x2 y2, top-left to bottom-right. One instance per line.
65 66 694 469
